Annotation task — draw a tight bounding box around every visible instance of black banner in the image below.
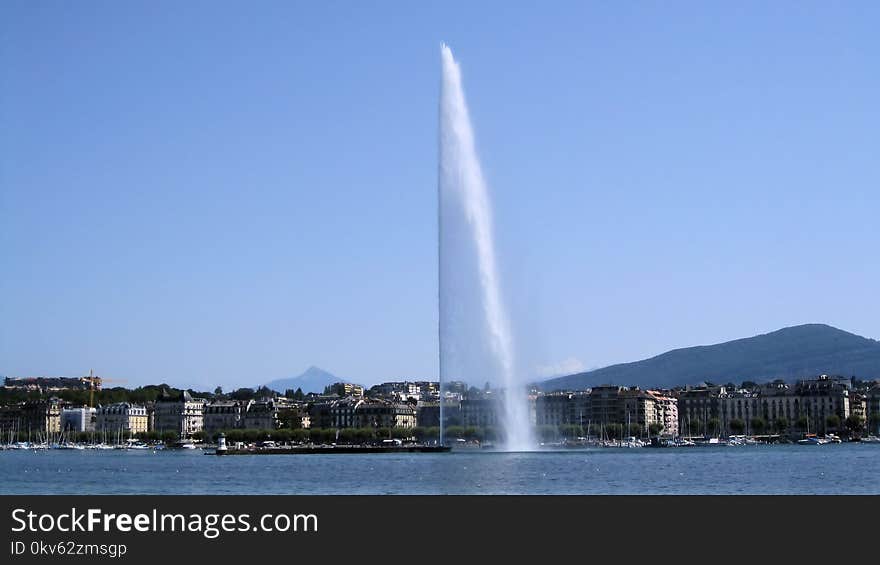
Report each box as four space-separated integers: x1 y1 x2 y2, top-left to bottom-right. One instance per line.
1 496 876 563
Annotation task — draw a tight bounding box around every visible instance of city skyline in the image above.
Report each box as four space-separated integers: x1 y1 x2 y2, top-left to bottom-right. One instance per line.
3 2 879 390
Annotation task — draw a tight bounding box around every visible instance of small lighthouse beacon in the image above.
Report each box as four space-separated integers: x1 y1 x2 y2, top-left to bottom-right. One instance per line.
216 433 228 455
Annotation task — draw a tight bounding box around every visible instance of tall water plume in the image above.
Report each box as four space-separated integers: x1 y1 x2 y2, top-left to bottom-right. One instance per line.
438 44 534 451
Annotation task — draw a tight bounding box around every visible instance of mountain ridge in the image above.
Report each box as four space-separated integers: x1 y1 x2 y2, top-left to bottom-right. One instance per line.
541 324 880 391
264 366 341 395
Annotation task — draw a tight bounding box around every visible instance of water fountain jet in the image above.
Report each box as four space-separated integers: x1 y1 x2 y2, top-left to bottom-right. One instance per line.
438 44 534 451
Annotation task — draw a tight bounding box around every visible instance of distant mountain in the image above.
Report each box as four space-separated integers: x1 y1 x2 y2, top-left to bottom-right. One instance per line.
541 324 880 391
264 366 341 395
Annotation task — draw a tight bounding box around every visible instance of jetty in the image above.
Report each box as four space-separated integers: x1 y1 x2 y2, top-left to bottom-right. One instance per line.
213 444 450 455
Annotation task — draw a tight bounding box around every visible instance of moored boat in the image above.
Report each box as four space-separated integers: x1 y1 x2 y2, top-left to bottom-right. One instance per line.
797 434 828 445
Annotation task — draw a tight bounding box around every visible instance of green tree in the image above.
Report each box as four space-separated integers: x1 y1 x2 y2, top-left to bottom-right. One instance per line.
605 423 624 440
254 386 277 399
138 431 160 442
708 418 721 436
224 429 243 443
795 416 809 432
870 412 880 434
242 429 263 443
729 419 746 435
424 426 440 442
750 417 766 435
825 414 841 432
648 423 664 437
536 425 557 442
773 418 789 434
230 388 255 401
310 428 336 444
845 415 864 433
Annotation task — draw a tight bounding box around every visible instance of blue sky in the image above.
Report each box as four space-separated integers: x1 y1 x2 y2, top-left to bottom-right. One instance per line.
2 1 878 390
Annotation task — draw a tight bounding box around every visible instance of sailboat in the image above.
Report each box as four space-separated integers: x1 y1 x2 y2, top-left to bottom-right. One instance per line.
797 418 828 445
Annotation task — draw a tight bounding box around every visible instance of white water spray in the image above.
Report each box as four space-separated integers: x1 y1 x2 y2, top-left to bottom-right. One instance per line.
438 44 534 451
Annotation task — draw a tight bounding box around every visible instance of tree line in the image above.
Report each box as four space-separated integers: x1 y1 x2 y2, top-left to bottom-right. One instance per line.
0 384 298 408
682 414 869 436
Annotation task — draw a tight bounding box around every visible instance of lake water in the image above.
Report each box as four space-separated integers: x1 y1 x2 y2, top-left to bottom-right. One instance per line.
2 444 879 495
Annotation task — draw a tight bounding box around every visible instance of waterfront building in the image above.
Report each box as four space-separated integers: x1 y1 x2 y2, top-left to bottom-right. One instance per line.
243 399 279 430
460 398 499 428
416 402 440 427
330 397 362 428
535 392 590 428
619 388 661 433
445 401 463 426
145 402 155 432
588 385 626 428
354 399 417 429
299 412 312 429
785 376 851 434
203 400 250 435
678 375 855 436
766 376 851 434
60 407 96 433
849 392 867 427
535 387 679 436
0 402 61 436
276 401 310 429
647 390 679 436
21 400 62 436
867 385 880 434
153 389 204 438
527 393 538 426
203 399 311 433
0 405 22 434
868 383 880 435
302 397 418 430
96 403 148 435
676 385 725 436
308 401 335 429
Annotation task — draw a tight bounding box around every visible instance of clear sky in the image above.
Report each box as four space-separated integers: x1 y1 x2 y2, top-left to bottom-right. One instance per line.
2 1 878 390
